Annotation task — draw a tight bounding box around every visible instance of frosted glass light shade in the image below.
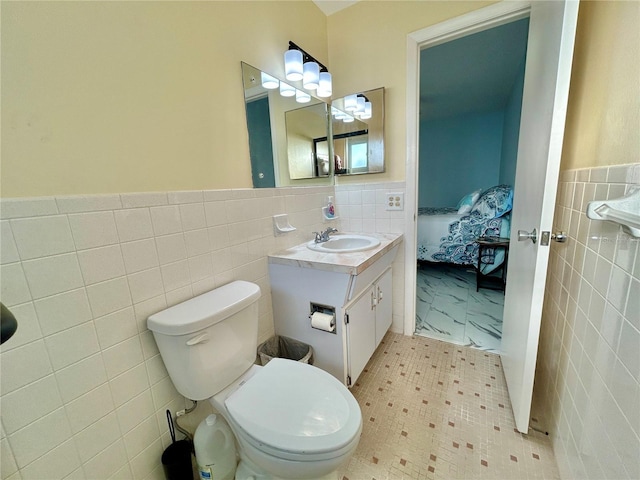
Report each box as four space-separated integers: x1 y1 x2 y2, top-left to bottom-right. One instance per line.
280 82 295 97
332 107 347 120
356 96 366 113
285 49 303 81
344 94 358 111
343 115 355 123
360 101 372 119
317 71 332 97
261 72 279 89
303 61 320 90
295 90 311 103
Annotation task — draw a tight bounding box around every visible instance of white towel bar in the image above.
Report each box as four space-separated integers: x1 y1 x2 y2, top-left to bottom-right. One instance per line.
586 186 640 237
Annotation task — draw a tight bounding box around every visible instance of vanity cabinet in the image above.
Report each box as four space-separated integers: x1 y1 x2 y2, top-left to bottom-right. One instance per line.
268 235 401 387
345 267 392 385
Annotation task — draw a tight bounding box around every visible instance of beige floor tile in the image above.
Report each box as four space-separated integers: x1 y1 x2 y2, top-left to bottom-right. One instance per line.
338 333 559 480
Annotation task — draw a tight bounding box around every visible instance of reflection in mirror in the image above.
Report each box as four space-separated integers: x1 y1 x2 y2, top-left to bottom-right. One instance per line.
286 103 330 179
330 87 385 176
241 62 332 188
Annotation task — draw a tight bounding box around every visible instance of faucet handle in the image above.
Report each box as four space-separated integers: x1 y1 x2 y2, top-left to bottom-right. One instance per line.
312 231 322 243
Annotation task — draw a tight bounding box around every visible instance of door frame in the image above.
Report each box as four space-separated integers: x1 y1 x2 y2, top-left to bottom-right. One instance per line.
403 1 531 336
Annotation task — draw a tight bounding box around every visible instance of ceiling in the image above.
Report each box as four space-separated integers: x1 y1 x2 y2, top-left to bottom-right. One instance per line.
312 0 360 16
420 18 530 121
309 4 528 121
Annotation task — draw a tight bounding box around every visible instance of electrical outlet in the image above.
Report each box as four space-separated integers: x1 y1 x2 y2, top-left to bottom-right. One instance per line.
386 192 404 211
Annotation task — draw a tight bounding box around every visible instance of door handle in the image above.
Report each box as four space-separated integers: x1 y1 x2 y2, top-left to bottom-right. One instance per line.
540 231 568 245
186 333 209 346
517 228 537 244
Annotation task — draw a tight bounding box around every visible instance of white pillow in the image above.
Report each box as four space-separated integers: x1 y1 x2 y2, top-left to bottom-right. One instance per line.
456 189 483 214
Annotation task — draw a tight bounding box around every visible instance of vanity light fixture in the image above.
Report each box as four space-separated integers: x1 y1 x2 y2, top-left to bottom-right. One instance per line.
343 114 355 123
317 71 332 97
280 82 296 97
285 48 303 81
361 101 372 119
353 95 372 119
295 89 311 103
332 107 348 120
344 94 358 111
261 72 279 89
285 41 332 96
303 61 320 90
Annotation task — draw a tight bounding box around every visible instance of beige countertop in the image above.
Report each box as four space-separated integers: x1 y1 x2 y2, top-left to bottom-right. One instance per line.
268 232 403 275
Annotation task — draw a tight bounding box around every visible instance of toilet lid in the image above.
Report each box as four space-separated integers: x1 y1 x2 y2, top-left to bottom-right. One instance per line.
225 358 361 455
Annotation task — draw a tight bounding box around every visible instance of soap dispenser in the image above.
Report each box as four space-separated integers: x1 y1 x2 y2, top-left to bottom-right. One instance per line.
326 196 335 218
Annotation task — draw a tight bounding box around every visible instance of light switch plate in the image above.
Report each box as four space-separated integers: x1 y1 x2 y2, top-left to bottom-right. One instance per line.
386 192 404 211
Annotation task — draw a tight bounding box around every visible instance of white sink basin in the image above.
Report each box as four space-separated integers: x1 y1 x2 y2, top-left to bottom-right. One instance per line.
307 234 381 253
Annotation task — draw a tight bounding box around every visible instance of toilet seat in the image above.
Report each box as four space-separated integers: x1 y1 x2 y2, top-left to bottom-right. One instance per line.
224 358 362 461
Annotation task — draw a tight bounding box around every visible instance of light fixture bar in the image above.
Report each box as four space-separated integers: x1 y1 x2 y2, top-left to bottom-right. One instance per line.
287 41 328 73
286 41 332 97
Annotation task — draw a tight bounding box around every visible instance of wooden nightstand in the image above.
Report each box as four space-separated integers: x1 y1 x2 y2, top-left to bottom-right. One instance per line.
476 237 510 292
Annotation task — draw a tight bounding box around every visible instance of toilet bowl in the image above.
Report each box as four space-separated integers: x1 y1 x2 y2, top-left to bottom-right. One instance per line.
147 281 362 480
211 359 362 479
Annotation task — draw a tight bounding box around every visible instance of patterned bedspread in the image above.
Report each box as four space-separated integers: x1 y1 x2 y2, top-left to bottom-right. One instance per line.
417 185 513 274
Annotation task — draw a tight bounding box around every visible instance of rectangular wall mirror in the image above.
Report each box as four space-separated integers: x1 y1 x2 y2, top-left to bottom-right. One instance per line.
241 63 385 187
241 62 332 188
330 87 385 176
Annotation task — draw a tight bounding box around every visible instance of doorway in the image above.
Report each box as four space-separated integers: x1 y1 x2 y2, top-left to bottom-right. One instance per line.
414 18 529 353
404 1 579 433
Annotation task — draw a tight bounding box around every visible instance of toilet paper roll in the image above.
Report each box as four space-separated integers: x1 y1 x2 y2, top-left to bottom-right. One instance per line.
311 312 335 333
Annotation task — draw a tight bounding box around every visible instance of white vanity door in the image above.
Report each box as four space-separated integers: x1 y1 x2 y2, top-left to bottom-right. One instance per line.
374 267 393 347
345 286 377 386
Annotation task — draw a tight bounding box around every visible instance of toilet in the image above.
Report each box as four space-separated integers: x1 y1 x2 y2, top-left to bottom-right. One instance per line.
147 280 362 480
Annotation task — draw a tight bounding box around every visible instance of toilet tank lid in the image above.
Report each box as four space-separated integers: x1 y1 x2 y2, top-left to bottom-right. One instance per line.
147 281 261 336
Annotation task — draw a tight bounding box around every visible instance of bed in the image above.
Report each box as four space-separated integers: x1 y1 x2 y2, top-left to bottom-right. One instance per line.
417 185 513 274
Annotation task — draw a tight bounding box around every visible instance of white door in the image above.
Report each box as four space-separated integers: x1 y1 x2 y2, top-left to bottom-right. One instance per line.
501 0 579 433
406 0 579 434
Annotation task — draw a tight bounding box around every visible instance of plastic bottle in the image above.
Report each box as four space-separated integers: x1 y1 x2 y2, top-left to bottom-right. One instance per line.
326 196 335 218
194 414 237 480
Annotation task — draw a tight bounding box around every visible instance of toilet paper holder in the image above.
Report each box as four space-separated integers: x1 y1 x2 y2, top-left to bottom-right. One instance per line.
309 303 336 334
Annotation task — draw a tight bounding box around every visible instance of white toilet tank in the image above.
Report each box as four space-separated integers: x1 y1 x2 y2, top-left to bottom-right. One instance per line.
147 281 261 401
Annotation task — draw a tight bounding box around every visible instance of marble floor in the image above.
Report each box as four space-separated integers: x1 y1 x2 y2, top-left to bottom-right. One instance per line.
338 332 559 480
415 263 504 353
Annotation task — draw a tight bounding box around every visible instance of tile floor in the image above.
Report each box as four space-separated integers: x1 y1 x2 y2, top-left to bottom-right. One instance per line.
415 263 504 353
337 332 559 480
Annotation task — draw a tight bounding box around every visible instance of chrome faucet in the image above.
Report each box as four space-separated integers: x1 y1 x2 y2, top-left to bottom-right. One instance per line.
312 227 338 243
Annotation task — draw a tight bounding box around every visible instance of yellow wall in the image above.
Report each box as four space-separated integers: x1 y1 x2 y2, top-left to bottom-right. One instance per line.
1 1 327 197
326 0 497 183
561 0 640 170
4 0 635 197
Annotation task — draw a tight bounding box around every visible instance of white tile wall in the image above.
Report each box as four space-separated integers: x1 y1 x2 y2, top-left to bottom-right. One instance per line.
532 163 640 480
334 181 408 333
1 184 409 479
